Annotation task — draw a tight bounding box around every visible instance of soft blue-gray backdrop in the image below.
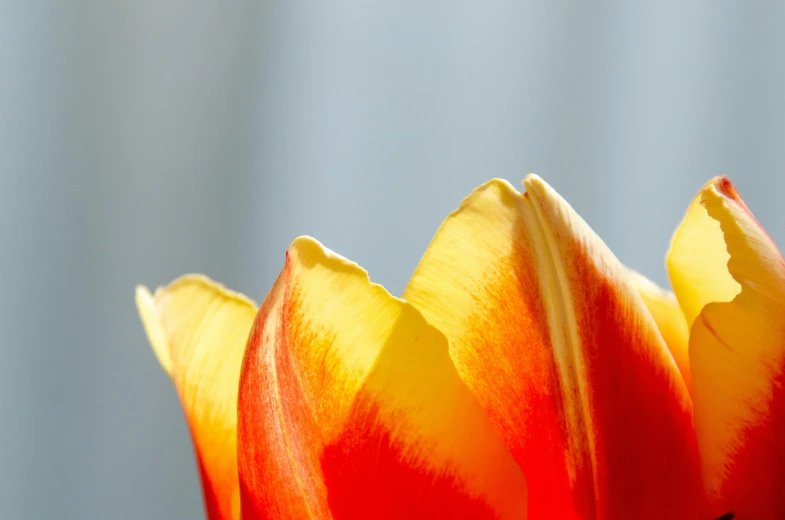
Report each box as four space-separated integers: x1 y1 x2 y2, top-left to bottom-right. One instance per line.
2 2 784 518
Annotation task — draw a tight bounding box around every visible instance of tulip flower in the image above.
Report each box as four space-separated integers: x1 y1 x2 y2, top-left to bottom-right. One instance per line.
137 175 784 519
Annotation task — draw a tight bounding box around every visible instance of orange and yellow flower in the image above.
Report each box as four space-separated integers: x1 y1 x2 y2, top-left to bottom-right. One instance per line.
136 175 785 519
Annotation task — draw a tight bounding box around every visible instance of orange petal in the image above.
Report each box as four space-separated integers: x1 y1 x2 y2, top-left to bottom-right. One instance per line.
403 177 705 519
628 269 692 392
237 237 527 520
668 177 785 518
136 276 257 520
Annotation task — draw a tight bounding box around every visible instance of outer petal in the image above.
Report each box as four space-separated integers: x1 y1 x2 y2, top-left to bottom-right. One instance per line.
136 276 257 520
403 177 705 519
237 237 527 520
668 177 785 518
628 269 692 392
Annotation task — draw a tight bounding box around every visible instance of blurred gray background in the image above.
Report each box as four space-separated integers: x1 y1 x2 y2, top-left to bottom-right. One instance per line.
2 2 784 518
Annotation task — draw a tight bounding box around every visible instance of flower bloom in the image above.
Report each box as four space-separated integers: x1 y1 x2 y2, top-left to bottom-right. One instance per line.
137 175 785 519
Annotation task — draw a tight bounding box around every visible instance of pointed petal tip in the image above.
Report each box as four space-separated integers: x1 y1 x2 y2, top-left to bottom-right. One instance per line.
288 235 357 269
711 176 741 201
447 178 523 218
521 174 563 213
696 176 745 214
287 235 403 307
697 176 737 209
134 283 154 311
484 177 520 194
485 177 518 188
289 234 323 251
135 283 172 375
523 172 543 183
135 273 259 379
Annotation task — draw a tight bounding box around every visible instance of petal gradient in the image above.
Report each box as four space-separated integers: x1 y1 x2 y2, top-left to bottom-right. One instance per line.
668 178 785 518
237 237 527 520
403 177 705 519
628 269 691 391
136 276 257 520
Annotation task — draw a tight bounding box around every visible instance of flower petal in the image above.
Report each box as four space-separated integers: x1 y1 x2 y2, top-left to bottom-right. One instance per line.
668 177 785 518
628 269 692 392
136 276 257 520
403 177 705 519
667 181 741 327
237 237 527 520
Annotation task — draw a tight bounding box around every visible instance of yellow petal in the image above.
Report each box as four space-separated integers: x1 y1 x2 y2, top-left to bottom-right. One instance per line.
627 269 691 392
237 237 527 520
667 181 741 326
136 275 257 520
668 177 785 518
404 177 705 519
136 285 172 374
